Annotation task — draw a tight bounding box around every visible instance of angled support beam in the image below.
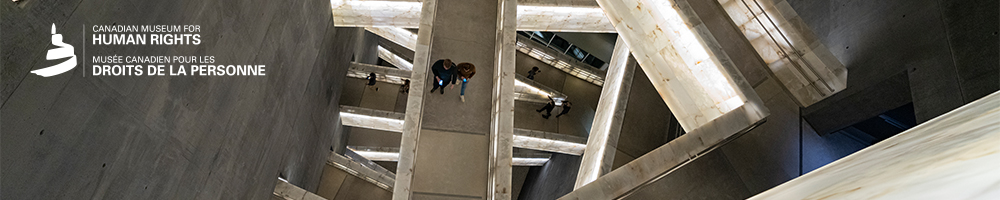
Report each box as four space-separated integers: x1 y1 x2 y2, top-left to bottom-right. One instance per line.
575 37 636 188
348 146 553 167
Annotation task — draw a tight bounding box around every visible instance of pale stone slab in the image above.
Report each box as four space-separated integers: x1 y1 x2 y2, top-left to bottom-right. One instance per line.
717 0 848 107
575 36 635 188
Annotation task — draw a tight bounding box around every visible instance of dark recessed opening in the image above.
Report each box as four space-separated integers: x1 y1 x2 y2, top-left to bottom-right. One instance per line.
39 130 44 135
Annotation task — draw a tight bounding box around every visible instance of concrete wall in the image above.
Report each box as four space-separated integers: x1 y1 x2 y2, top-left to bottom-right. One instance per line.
1 0 353 199
516 153 582 200
798 0 999 132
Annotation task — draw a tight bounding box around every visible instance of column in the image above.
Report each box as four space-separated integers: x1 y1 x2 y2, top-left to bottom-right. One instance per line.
488 0 517 199
574 37 637 188
394 0 502 199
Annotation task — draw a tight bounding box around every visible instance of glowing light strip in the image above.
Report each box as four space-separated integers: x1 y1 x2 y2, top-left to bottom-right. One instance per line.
352 150 400 162
511 158 550 166
576 37 631 188
339 112 404 133
512 135 587 155
349 150 550 166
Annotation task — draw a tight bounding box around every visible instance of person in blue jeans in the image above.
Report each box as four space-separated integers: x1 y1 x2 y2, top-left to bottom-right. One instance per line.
429 59 457 94
456 62 476 102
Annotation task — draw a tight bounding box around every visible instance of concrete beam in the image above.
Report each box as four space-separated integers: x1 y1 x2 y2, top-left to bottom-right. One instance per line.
575 37 636 188
348 146 553 167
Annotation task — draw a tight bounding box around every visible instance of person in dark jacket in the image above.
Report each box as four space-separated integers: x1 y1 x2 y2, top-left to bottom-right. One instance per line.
456 62 476 102
527 66 540 80
400 79 410 93
429 59 457 94
536 96 556 119
366 72 379 91
555 100 572 118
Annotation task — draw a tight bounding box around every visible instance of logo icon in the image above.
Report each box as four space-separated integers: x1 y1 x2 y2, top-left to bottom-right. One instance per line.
31 23 77 77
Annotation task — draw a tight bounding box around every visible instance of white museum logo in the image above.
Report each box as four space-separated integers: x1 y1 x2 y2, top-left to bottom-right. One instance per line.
31 23 77 77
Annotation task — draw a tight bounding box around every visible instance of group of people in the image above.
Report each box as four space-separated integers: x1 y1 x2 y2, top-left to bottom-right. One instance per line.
368 60 572 119
429 59 476 102
536 96 571 119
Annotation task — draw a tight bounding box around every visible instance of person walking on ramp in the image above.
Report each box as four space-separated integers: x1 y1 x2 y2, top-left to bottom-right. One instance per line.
536 96 557 119
429 59 457 94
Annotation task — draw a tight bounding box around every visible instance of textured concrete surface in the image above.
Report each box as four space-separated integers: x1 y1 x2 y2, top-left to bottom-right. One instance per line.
612 66 675 168
1 0 354 199
798 0 999 133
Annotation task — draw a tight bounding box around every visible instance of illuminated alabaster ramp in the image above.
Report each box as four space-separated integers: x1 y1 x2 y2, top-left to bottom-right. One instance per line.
565 0 769 198
389 0 518 199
